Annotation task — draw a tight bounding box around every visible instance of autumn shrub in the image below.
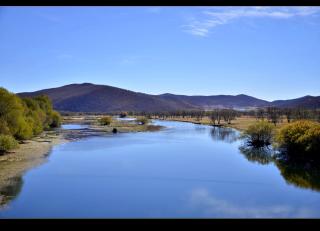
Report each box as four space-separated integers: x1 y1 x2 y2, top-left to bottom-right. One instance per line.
276 120 320 157
49 111 62 128
0 134 18 154
99 116 113 126
136 117 149 125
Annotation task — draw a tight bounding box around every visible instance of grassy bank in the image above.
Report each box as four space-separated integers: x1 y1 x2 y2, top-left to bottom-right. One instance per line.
153 115 288 131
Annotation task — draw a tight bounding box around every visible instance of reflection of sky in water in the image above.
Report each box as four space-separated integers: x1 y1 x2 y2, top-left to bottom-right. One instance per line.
61 124 89 130
115 117 136 121
1 120 320 218
186 188 317 218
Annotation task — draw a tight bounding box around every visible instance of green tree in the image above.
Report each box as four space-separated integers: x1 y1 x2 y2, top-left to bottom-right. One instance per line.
0 134 18 154
0 87 61 143
242 120 274 147
0 88 29 139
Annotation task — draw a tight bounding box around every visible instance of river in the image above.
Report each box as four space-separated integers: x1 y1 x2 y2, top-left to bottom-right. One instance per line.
1 120 320 218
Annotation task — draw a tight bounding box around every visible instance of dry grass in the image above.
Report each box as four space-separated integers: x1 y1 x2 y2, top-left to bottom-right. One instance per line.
156 115 289 131
63 115 163 133
91 118 163 133
229 116 289 131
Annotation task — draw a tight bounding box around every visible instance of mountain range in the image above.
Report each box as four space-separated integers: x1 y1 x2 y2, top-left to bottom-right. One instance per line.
18 83 320 112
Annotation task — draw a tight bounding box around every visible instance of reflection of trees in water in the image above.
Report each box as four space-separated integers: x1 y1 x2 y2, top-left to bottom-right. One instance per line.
239 145 275 165
0 176 24 209
239 144 320 192
275 158 320 192
194 125 208 134
210 127 238 143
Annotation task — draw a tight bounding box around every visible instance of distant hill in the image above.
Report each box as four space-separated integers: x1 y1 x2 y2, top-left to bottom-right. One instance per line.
271 95 320 109
18 83 320 112
18 83 199 112
159 93 269 109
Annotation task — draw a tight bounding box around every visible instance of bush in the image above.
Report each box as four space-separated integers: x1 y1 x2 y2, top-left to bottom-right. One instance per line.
242 121 274 147
136 117 149 125
276 120 320 157
119 112 127 118
49 111 62 128
0 135 18 154
99 116 113 126
0 119 10 135
14 117 33 140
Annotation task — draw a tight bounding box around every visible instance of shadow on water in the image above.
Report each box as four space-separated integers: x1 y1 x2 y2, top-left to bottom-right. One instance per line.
210 127 239 143
0 176 24 209
239 143 320 192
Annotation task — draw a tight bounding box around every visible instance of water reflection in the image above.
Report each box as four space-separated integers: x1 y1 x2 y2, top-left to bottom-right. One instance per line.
239 144 320 192
239 145 275 165
187 188 317 218
275 158 320 192
194 125 208 134
0 176 23 209
61 124 89 130
210 127 238 143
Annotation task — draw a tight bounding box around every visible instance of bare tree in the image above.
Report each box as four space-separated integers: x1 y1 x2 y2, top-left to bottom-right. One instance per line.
266 107 280 125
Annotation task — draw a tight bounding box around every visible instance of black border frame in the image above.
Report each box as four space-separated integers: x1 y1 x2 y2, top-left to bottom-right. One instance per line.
1 1 320 227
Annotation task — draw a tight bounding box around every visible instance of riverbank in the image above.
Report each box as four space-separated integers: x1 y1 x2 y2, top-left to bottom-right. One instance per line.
152 116 288 131
0 131 68 207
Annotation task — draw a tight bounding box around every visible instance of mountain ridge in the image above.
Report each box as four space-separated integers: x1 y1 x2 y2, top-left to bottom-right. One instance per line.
18 83 320 112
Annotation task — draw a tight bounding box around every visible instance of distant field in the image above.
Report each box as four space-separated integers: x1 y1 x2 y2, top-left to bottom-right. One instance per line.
62 114 293 132
155 115 289 131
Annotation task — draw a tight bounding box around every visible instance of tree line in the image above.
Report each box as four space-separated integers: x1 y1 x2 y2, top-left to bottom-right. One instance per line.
125 109 240 125
0 87 61 153
246 107 320 125
60 107 320 128
123 107 320 126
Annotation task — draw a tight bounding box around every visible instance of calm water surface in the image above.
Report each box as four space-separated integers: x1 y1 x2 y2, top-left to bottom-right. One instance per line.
61 124 89 130
1 120 320 218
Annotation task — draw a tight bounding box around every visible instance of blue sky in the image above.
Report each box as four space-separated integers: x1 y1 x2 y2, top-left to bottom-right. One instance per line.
0 6 319 101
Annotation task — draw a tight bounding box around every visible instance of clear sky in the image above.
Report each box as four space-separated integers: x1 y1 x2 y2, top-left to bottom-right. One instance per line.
0 6 319 101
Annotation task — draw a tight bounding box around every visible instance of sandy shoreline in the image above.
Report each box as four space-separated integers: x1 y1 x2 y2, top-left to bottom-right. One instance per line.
0 131 68 208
